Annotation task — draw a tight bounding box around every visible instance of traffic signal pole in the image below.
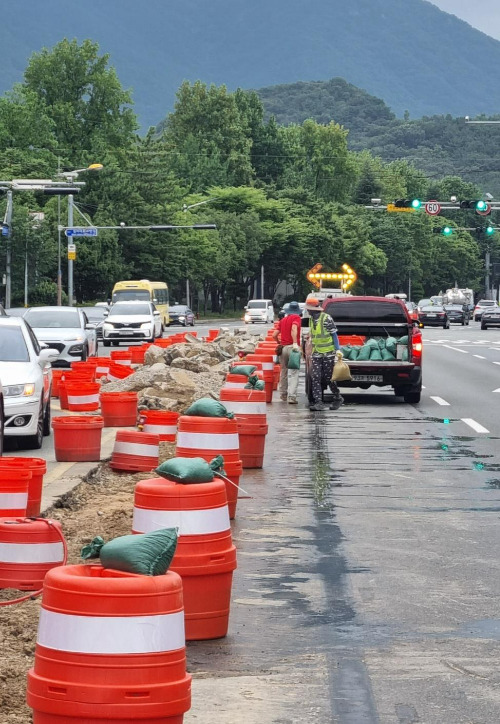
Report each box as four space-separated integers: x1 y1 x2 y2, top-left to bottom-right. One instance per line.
4 189 12 309
67 194 74 306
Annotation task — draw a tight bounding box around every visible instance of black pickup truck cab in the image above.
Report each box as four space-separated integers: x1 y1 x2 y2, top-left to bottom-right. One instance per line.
303 296 423 404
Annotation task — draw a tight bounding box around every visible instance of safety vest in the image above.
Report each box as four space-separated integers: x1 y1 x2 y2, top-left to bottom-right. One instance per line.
310 313 335 354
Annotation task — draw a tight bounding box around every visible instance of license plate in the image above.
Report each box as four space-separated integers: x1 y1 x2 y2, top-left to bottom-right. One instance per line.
119 330 130 335
427 313 436 317
351 374 383 382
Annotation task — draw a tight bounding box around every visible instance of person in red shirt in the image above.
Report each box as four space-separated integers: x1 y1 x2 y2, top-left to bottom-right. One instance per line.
273 301 302 404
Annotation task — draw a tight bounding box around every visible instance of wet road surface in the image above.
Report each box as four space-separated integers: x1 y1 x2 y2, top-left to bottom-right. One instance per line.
188 323 500 723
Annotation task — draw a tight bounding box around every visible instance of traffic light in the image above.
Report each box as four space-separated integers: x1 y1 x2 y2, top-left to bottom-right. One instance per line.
394 198 422 209
433 226 453 235
42 187 81 195
459 199 491 214
486 225 495 236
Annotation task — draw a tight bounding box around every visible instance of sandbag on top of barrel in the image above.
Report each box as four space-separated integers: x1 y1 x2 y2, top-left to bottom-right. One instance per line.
244 374 265 390
185 397 234 418
81 530 178 576
156 456 215 484
230 365 257 376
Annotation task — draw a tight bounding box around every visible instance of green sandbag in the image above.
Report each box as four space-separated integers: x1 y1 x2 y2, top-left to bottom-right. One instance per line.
349 347 360 361
381 348 396 361
398 335 409 345
155 456 215 484
230 365 257 376
377 338 386 349
357 345 371 360
341 345 352 360
364 338 380 349
244 375 265 390
287 348 301 370
370 348 383 361
185 397 234 418
81 529 178 576
386 337 397 354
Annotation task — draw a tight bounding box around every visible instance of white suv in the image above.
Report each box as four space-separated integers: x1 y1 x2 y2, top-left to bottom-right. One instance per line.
244 299 274 324
473 299 497 321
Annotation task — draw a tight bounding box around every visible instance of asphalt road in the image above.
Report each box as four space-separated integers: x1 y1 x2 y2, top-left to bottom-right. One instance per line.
187 320 500 724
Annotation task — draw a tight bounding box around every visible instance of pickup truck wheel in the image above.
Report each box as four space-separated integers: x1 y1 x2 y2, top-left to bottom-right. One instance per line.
404 390 421 404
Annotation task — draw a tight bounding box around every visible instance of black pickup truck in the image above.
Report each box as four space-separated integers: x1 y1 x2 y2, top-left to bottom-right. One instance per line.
303 296 423 404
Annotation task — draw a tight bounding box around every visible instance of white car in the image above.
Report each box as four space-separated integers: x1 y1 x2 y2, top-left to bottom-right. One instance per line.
244 299 275 324
23 307 97 366
0 317 58 449
473 299 498 321
102 301 162 346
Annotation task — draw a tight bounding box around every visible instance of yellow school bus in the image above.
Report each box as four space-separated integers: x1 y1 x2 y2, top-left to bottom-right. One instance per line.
111 280 169 327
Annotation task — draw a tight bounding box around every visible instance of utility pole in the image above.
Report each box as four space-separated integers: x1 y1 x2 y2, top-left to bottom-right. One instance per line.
260 264 265 297
4 189 13 309
485 247 491 299
67 193 74 306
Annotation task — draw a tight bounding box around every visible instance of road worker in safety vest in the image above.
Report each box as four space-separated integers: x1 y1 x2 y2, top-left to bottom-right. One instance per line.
306 298 344 411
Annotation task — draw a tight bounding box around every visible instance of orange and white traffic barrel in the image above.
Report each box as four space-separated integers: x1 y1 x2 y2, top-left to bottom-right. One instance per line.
52 416 104 462
219 388 268 468
242 354 274 402
70 361 96 381
65 382 100 412
109 350 133 366
90 357 111 379
27 563 191 722
51 370 64 398
107 362 135 382
139 410 179 441
99 391 138 427
175 416 242 519
0 518 65 591
0 469 30 517
110 430 159 472
133 477 236 641
0 457 47 517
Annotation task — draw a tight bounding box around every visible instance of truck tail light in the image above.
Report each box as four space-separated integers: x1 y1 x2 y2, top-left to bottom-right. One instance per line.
412 330 422 361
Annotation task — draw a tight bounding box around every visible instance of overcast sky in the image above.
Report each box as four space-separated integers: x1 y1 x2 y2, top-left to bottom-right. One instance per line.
430 0 500 40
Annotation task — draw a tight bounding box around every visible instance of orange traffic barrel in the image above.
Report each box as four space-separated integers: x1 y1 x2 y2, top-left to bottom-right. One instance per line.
27 564 191 722
241 354 274 402
90 357 111 379
133 478 236 640
139 410 179 441
66 382 100 412
107 362 135 382
109 350 133 366
223 371 264 390
175 416 242 519
70 361 96 381
152 338 173 349
0 518 65 591
273 363 280 390
219 388 268 468
0 469 30 517
129 346 147 364
99 391 138 427
52 416 104 462
0 457 47 517
110 430 159 472
58 380 69 410
59 370 92 410
51 370 64 398
206 329 219 341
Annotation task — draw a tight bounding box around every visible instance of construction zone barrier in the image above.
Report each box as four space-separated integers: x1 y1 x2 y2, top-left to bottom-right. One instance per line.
70 361 96 381
219 388 268 468
0 518 65 591
139 410 179 441
27 564 191 723
52 416 104 462
133 477 236 640
205 329 219 342
51 370 64 398
110 430 159 472
66 382 100 412
175 416 242 519
91 357 111 379
109 350 133 366
0 469 30 516
107 362 135 382
99 391 138 427
129 346 147 364
0 457 47 517
223 372 264 390
240 354 274 402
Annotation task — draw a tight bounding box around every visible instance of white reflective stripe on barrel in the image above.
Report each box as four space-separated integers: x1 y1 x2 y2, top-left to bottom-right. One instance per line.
96 366 109 374
0 493 28 509
115 360 132 366
107 374 120 381
260 362 274 370
37 608 185 654
143 424 177 435
176 431 239 450
67 394 99 405
113 442 158 457
223 382 247 389
222 401 267 416
133 505 230 536
0 541 64 563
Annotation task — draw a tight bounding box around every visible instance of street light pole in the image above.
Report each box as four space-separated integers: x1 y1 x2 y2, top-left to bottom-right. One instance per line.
67 193 74 306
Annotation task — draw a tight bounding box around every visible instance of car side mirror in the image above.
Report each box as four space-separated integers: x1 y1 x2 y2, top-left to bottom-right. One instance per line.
244 306 248 311
103 311 109 317
39 348 59 364
154 311 160 316
85 323 97 330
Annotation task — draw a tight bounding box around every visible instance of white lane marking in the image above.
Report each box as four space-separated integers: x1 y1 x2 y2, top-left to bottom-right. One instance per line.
430 396 450 406
462 418 490 434
493 362 500 366
443 345 468 354
494 388 500 393
473 355 486 359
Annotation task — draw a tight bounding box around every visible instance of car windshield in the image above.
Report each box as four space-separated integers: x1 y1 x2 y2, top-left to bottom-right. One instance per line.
478 300 495 306
112 290 150 302
418 299 432 307
6 308 27 317
248 301 266 309
0 326 29 361
170 306 187 313
82 308 106 321
444 305 462 310
25 309 81 328
110 303 150 316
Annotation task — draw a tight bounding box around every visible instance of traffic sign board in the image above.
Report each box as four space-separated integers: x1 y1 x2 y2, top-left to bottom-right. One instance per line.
68 251 76 260
67 243 76 252
307 263 323 289
425 200 441 216
476 203 491 217
65 228 98 237
386 204 415 213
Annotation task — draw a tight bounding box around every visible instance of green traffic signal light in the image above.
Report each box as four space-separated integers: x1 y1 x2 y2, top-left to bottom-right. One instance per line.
486 226 495 235
443 226 453 236
411 199 422 209
476 200 487 211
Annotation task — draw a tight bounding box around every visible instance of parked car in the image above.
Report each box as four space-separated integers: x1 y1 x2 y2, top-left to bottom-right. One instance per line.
473 299 498 321
23 307 97 367
444 304 470 325
481 307 500 329
168 305 195 326
80 306 107 340
0 317 58 449
418 305 449 328
244 299 274 324
278 302 305 320
102 301 162 346
6 307 27 317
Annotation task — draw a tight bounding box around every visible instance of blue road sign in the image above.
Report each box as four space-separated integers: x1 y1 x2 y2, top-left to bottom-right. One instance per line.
65 228 98 237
